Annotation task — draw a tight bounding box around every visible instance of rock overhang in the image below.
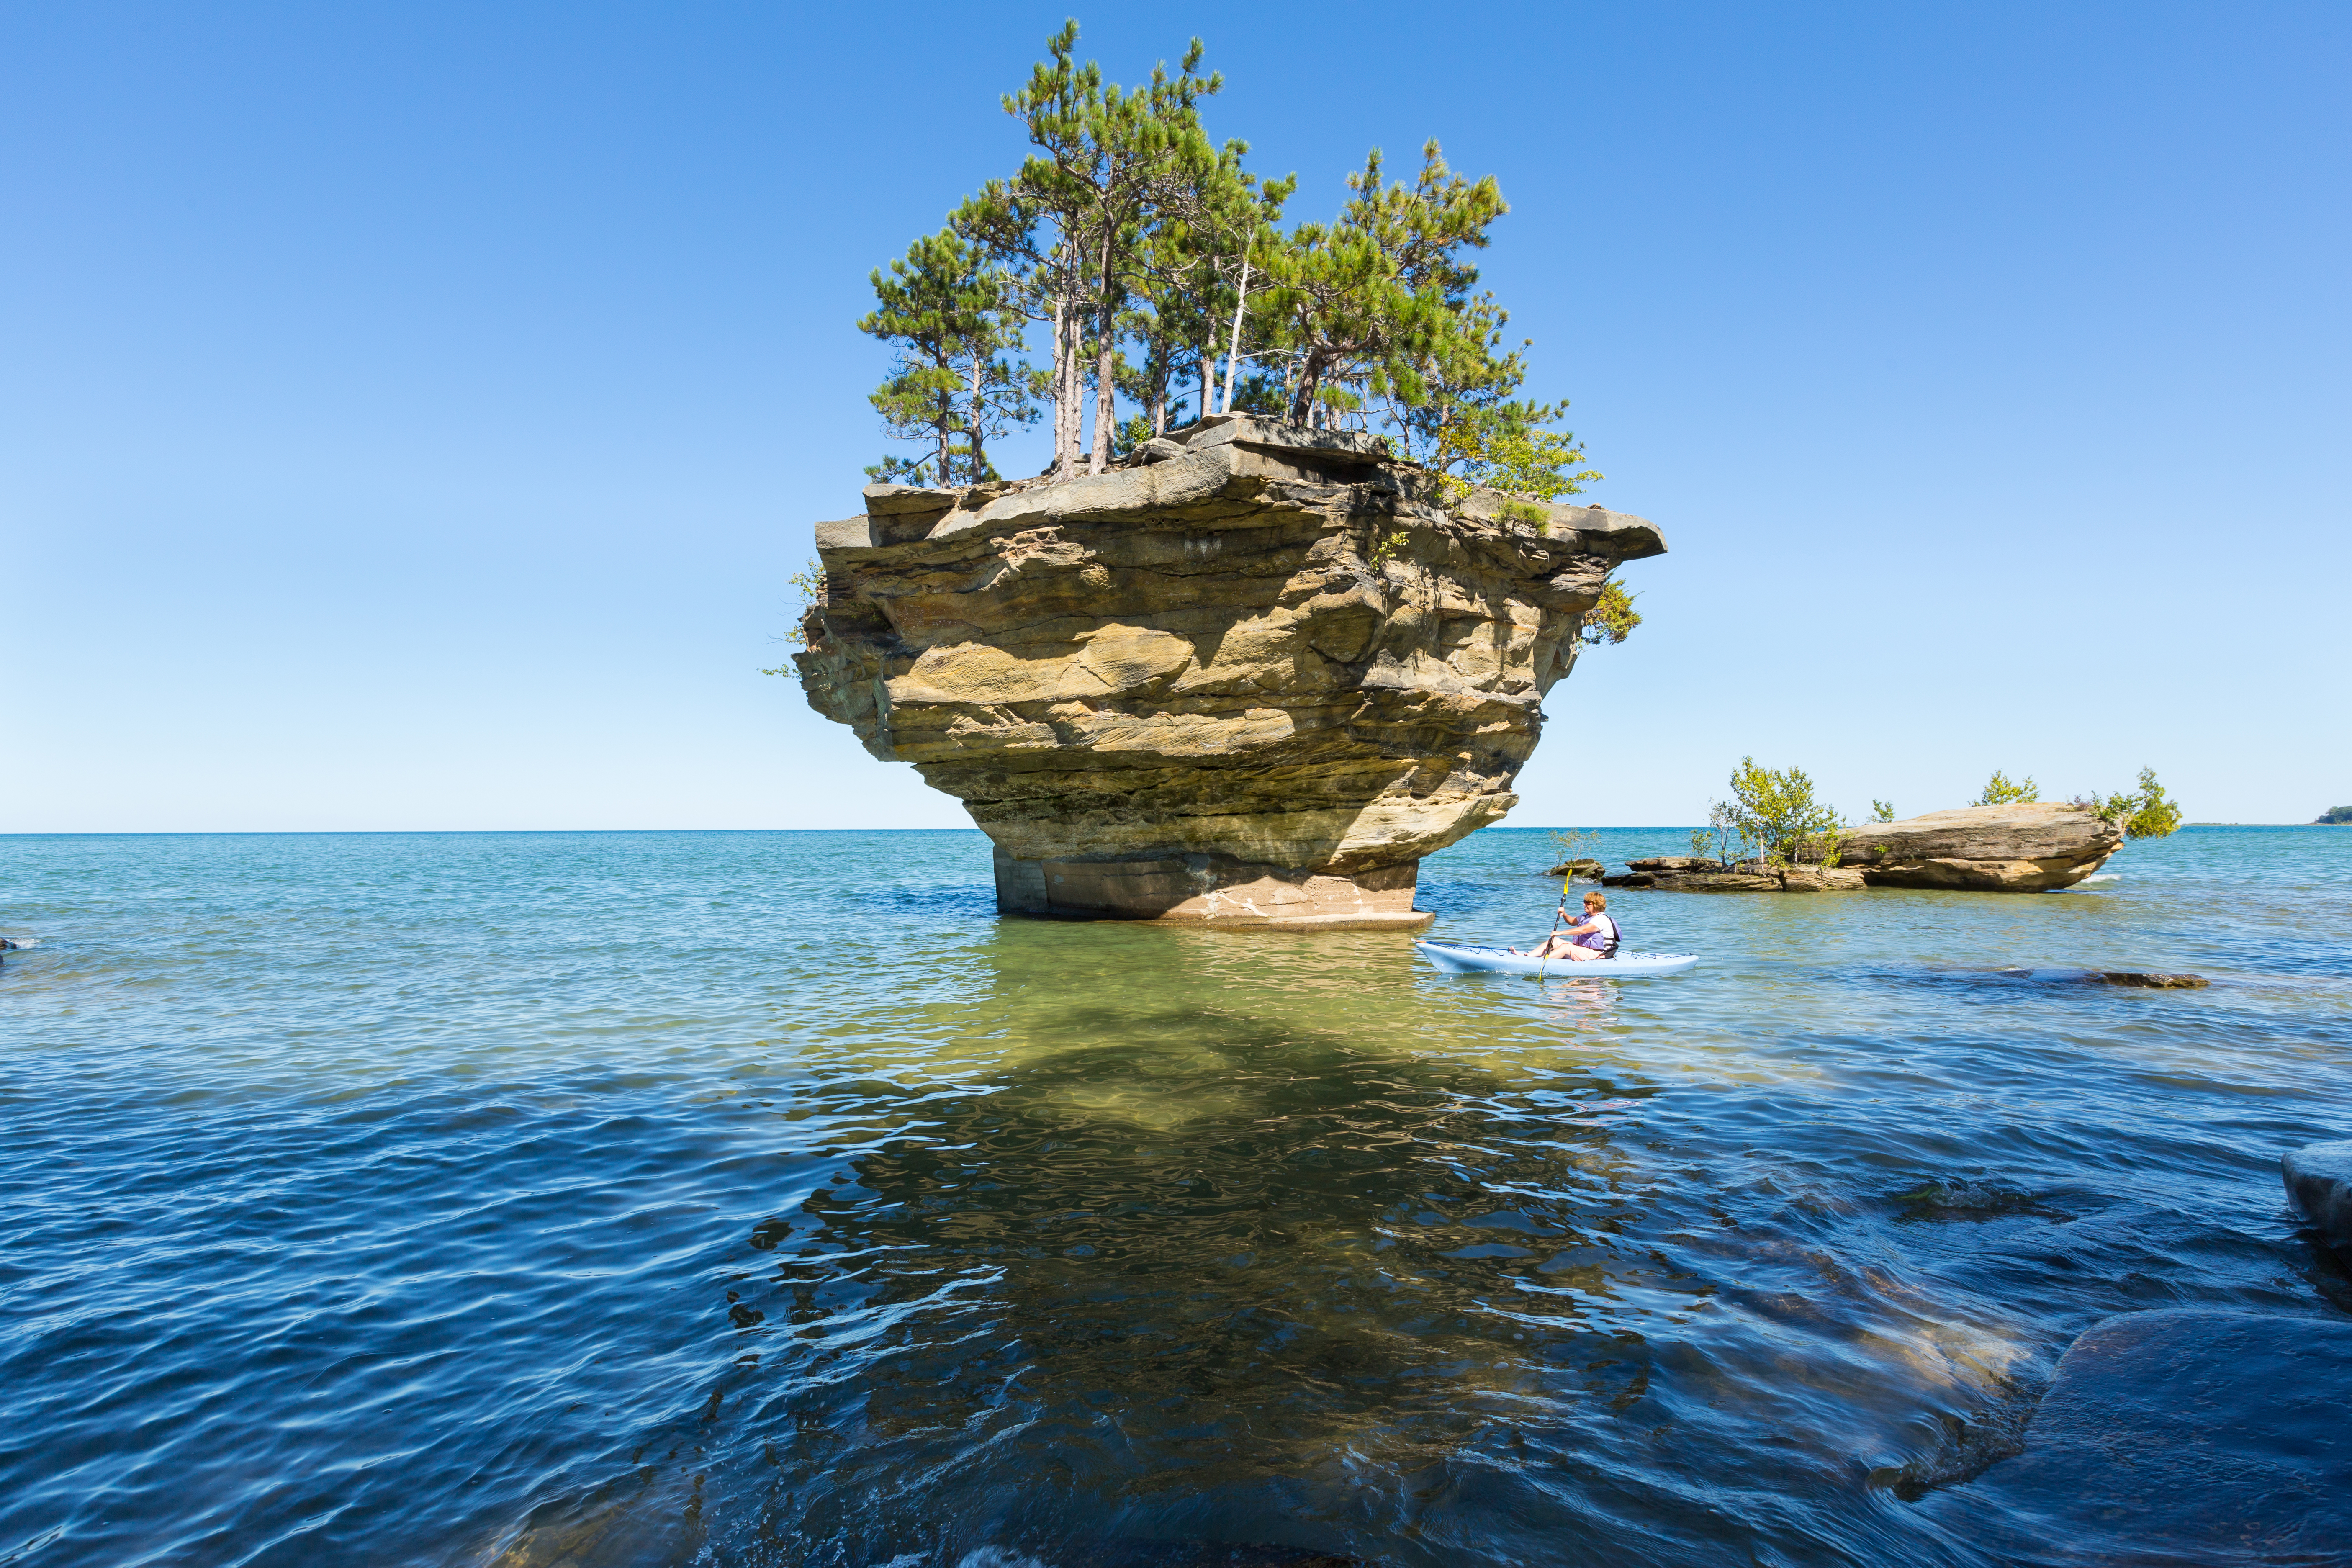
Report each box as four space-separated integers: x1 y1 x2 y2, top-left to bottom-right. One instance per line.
794 414 1666 926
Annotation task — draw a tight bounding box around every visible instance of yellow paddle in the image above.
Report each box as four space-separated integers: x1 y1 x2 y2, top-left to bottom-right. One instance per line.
1537 871 1572 981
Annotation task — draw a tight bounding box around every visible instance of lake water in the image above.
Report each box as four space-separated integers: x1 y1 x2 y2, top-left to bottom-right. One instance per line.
3 826 2348 1568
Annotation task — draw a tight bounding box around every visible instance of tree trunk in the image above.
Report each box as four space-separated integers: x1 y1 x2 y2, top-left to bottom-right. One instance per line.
1089 324 1116 467
966 356 987 481
1148 335 1169 437
1087 228 1124 472
935 356 955 483
1219 250 1252 415
1049 290 1072 478
1064 308 1084 474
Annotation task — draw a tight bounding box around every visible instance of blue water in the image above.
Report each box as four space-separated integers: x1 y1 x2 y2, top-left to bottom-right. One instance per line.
2 826 2347 1568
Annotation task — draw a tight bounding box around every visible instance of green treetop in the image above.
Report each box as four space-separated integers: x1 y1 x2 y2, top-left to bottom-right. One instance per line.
859 228 1035 486
1976 770 2039 806
855 23 1605 512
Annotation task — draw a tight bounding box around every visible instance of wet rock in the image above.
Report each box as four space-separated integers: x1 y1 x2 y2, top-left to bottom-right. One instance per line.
795 414 1667 929
2092 970 2209 988
1928 1309 2352 1563
1610 860 1863 892
1889 1178 2072 1224
1776 864 1868 892
2285 1139 2352 1253
1836 803 2121 891
1655 871 1784 892
1543 858 1606 879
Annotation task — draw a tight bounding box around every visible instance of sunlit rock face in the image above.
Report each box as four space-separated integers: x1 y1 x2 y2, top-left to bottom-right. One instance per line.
1835 804 2123 891
794 414 1668 929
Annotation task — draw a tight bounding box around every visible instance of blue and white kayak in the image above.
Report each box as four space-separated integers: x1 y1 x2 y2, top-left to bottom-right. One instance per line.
1416 941 1699 977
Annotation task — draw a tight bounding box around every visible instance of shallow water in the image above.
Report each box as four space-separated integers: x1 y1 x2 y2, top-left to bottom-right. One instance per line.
2 825 2347 1568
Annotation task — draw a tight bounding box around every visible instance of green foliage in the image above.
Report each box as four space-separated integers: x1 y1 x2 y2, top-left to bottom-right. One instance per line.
761 559 826 667
1366 526 1410 568
859 228 1036 486
2110 767 2181 839
2319 805 2352 825
859 28 1598 493
1696 800 1744 866
1547 828 1603 877
2073 767 2182 840
1871 799 1897 823
1497 499 1546 527
1976 771 2039 806
1725 756 1846 865
1578 579 1640 646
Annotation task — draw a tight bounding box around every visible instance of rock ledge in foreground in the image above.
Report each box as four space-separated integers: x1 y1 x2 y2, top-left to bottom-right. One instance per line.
2286 1139 2352 1254
1923 1308 2352 1564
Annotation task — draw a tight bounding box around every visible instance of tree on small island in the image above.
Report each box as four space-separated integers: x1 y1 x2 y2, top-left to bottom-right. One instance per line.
1977 770 2038 805
1970 766 2181 841
2071 768 2181 841
1719 757 1845 866
2315 806 2352 825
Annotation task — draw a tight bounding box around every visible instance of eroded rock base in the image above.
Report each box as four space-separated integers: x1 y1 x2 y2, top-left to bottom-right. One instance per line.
994 851 1432 931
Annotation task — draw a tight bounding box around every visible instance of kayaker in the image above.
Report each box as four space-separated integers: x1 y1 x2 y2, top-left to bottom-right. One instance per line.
1518 891 1619 962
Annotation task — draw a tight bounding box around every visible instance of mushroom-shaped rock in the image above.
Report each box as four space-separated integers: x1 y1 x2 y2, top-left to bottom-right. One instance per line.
794 414 1667 928
1835 803 2122 891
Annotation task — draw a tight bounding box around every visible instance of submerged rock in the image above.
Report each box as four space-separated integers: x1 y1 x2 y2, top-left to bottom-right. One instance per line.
795 414 1667 929
2285 1139 2352 1254
1836 803 2121 892
2092 970 2209 988
1926 1309 2352 1562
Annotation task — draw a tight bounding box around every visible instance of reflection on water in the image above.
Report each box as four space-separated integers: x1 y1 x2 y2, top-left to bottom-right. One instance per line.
1 828 2347 1567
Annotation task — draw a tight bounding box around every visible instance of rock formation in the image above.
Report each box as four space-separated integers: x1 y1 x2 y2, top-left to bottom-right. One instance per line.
794 414 1667 929
1834 803 2121 890
1923 1309 2352 1559
1602 804 2121 893
1604 856 1866 893
2285 1139 2352 1256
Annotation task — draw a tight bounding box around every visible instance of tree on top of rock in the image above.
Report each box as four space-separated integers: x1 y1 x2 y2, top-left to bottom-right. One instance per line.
855 22 1601 505
859 228 1036 486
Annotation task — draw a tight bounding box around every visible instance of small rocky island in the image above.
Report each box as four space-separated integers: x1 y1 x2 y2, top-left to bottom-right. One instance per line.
796 414 1666 929
1606 802 2123 893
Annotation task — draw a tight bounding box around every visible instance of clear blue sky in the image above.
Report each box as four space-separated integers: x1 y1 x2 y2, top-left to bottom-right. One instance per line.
5 1 2345 832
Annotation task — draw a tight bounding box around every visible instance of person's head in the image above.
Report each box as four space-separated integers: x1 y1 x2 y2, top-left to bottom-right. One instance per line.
1583 891 1607 913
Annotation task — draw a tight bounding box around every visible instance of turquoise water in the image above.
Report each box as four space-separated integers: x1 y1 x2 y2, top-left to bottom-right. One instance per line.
2 825 2347 1567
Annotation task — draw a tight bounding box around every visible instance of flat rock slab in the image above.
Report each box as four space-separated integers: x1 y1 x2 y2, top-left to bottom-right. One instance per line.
2094 970 2210 988
1929 1309 2352 1565
2286 1140 2352 1252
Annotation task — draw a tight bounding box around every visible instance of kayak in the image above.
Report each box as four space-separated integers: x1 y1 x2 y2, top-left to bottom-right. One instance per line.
1415 941 1699 977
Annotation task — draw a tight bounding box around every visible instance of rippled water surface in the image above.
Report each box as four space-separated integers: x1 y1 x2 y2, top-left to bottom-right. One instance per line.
3 826 2349 1568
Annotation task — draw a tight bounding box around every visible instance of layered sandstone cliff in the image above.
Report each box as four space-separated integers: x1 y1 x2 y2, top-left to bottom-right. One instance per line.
794 414 1667 928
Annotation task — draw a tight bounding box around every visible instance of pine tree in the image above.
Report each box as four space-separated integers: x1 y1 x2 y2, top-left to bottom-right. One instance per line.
859 228 1033 486
854 33 1600 507
1002 23 1223 475
1257 143 1507 429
